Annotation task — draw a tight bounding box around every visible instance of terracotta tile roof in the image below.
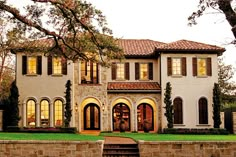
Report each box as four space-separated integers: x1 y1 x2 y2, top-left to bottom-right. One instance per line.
117 39 164 56
155 39 225 53
107 82 161 92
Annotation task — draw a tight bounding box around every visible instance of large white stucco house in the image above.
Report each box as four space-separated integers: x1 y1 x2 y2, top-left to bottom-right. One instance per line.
11 38 225 132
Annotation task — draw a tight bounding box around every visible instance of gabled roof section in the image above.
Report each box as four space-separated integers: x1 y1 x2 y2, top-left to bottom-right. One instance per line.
107 82 161 93
117 39 165 57
155 39 225 55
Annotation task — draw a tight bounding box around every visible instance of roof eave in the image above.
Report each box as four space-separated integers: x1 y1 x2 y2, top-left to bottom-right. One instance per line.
107 89 161 93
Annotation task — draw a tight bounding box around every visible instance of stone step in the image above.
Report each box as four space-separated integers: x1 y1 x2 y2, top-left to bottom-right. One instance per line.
103 144 140 157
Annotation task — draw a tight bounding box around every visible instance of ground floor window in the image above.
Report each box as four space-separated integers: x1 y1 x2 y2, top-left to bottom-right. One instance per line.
84 103 100 130
113 103 130 131
173 98 183 124
137 103 154 131
199 97 208 124
40 100 49 126
27 100 36 127
54 100 63 126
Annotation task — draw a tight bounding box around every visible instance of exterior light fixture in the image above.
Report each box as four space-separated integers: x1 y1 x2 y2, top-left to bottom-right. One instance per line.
75 103 78 112
102 103 105 111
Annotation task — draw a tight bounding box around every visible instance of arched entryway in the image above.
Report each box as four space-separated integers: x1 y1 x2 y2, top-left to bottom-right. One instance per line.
137 103 154 131
84 103 100 130
113 103 130 131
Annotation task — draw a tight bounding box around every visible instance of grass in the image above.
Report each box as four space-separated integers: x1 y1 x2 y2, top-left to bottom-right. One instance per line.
0 132 236 141
0 133 103 141
100 132 236 141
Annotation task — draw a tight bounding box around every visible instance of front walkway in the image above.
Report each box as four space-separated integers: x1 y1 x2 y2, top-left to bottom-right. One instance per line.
104 136 136 144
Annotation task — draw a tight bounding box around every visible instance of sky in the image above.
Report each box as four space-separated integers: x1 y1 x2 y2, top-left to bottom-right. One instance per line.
6 0 236 81
86 0 236 81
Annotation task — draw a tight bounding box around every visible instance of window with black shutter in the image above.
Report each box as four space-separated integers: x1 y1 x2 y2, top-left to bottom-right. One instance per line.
81 61 99 84
135 63 140 80
22 56 42 75
148 62 153 80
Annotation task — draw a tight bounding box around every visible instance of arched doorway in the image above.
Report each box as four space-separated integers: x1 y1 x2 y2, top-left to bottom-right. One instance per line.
84 103 100 130
113 103 130 131
137 103 154 131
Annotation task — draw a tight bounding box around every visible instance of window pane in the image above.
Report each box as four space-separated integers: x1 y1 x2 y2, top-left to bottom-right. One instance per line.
172 58 181 75
81 61 98 84
117 63 125 79
28 57 37 74
40 100 49 126
53 58 62 74
173 98 183 124
197 58 207 76
199 98 208 124
27 100 36 126
54 100 63 126
140 63 148 80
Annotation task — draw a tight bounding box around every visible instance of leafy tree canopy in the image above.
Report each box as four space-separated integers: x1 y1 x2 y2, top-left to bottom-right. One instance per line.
0 0 123 65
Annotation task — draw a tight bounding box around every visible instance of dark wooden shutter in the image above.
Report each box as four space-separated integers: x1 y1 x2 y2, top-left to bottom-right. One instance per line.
62 58 67 75
111 62 116 80
148 62 153 80
167 57 172 76
207 58 212 76
181 57 186 76
22 56 27 75
135 63 140 80
47 56 52 75
37 56 42 75
125 62 129 80
192 57 197 76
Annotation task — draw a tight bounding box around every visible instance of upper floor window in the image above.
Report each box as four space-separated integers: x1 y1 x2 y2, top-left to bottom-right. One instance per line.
193 57 212 77
111 62 129 80
48 56 67 75
22 56 42 75
81 61 99 84
135 62 153 80
167 57 186 76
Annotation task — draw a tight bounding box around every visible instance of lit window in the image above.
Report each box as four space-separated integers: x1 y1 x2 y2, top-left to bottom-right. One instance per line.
28 57 37 74
27 100 36 127
197 58 207 76
116 63 125 80
53 58 62 74
54 100 63 126
172 58 181 75
81 61 98 84
140 63 148 80
40 100 49 126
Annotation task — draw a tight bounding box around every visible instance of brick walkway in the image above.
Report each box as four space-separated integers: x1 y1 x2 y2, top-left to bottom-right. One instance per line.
104 136 136 144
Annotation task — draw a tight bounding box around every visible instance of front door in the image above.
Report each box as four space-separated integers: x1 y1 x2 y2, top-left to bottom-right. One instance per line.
137 103 154 131
84 103 100 130
113 103 130 131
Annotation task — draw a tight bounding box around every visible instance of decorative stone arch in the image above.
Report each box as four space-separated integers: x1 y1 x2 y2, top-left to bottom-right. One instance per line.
110 97 133 131
52 96 66 104
136 97 157 132
80 97 102 131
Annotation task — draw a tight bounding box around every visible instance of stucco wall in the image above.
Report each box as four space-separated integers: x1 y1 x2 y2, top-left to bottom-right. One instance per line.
139 141 236 157
0 140 103 157
161 53 218 128
16 53 74 127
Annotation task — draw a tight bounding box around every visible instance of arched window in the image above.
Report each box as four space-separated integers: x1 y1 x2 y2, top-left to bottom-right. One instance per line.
40 100 49 126
26 100 36 127
199 98 208 124
113 103 130 131
137 103 154 131
84 103 100 130
173 97 183 124
54 100 63 126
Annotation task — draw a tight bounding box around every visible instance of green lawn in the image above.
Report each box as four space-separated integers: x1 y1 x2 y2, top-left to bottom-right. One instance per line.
0 133 103 141
0 132 236 141
100 132 236 141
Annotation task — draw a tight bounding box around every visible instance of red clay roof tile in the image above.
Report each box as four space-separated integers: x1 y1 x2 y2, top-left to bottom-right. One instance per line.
107 82 161 91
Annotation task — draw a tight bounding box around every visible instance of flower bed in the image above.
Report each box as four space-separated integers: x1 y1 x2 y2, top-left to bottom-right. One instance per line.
163 128 229 135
